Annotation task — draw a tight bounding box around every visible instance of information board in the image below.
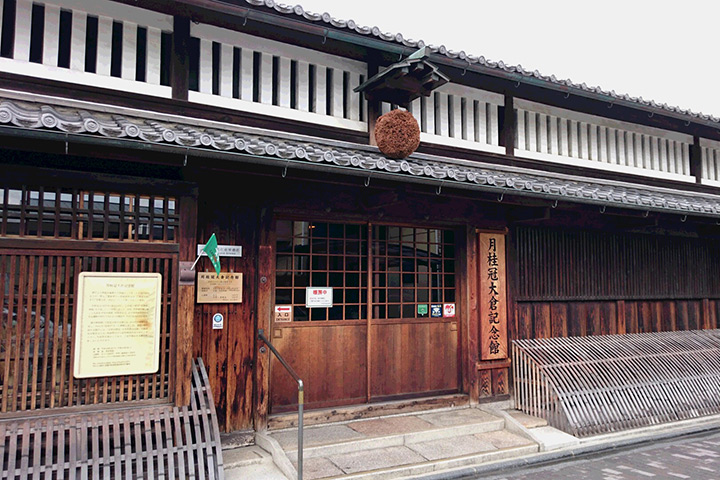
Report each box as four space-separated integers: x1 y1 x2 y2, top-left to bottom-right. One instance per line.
73 272 162 378
197 272 243 303
479 232 508 360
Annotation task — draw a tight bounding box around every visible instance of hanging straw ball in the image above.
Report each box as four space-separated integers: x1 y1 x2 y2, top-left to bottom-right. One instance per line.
374 109 421 159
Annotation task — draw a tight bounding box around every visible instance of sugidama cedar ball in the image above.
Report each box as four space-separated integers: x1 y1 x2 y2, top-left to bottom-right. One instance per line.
374 109 421 159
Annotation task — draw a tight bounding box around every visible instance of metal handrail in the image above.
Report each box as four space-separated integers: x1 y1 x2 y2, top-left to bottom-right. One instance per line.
258 329 304 480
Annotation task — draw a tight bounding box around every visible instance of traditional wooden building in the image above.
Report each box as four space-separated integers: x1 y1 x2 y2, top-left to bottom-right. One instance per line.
1 0 720 451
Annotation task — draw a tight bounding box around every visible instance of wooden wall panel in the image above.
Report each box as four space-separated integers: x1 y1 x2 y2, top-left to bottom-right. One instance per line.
514 298 719 344
370 321 458 400
271 325 367 411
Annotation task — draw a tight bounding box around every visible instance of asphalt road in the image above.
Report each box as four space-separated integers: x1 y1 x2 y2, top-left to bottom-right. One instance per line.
483 429 720 480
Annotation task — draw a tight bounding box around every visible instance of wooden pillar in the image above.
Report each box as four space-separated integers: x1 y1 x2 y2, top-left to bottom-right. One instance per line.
254 207 274 431
172 16 191 101
690 135 702 184
461 225 480 403
366 60 381 146
175 190 198 406
501 94 516 157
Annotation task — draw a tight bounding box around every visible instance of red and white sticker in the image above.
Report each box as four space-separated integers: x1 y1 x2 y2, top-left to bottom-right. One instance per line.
443 303 456 318
274 305 293 323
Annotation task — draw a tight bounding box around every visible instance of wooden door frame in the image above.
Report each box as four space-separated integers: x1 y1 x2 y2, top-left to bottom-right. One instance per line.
254 214 472 429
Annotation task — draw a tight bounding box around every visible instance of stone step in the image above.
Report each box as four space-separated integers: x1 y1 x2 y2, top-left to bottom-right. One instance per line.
223 445 291 480
272 408 505 461
506 409 548 429
299 430 538 480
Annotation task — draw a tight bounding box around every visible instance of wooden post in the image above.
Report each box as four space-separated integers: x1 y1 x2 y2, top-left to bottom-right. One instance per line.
462 225 480 403
175 191 198 406
172 16 191 101
254 207 273 431
366 60 381 146
690 135 702 184
502 94 516 157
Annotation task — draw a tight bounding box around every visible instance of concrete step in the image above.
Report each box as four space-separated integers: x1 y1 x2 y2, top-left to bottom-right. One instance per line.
223 445 289 480
271 407 504 461
299 430 538 480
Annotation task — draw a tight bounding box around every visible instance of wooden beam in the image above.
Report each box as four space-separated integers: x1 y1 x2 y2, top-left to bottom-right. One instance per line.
172 16 191 101
461 225 479 403
175 192 198 406
502 94 516 157
253 207 274 431
690 135 702 184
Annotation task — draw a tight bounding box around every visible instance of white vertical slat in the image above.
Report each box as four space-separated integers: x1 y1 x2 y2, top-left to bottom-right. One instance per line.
714 150 720 181
526 112 537 152
450 95 462 139
538 114 548 154
409 97 421 125
314 65 327 115
641 135 651 169
579 122 589 159
96 16 113 76
659 139 668 172
516 109 526 151
219 43 233 97
617 130 626 167
559 118 569 156
381 102 391 115
259 52 273 105
608 128 617 164
277 56 291 107
647 136 656 170
668 140 677 173
682 143 690 176
331 68 343 117
598 127 608 162
425 94 435 135
121 21 137 80
43 5 60 67
653 137 661 171
70 11 87 72
14 0 32 61
240 48 253 101
348 72 361 121
437 93 449 137
634 134 644 168
477 102 487 144
199 39 212 94
549 115 559 155
569 120 579 158
589 124 598 160
701 148 708 180
464 99 475 142
296 60 310 112
670 141 680 175
146 27 162 85
625 132 634 167
489 104 499 146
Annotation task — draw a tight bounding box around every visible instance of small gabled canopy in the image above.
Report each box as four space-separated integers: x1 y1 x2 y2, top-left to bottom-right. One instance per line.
354 47 449 108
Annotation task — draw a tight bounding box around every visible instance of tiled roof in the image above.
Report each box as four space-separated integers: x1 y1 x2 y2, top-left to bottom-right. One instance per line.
2 96 720 218
245 0 720 124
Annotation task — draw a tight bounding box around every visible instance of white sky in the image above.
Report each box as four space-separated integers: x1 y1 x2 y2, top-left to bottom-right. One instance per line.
292 0 720 118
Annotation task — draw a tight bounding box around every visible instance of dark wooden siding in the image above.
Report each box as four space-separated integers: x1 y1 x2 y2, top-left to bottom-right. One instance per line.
515 226 720 301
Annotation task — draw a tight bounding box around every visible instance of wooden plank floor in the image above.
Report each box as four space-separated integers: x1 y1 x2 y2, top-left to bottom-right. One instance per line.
0 359 223 479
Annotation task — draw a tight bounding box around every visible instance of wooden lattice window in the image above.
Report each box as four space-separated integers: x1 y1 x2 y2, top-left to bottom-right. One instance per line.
275 221 457 321
371 226 455 319
0 243 177 412
0 186 179 242
276 221 368 322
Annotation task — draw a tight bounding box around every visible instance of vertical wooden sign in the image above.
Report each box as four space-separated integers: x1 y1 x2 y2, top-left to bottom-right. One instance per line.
479 233 508 360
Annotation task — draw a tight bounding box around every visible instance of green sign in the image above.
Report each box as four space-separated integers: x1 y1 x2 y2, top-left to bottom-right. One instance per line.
417 304 428 316
203 233 221 276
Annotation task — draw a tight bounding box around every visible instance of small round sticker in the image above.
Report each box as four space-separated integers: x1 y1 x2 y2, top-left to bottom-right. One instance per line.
212 313 224 329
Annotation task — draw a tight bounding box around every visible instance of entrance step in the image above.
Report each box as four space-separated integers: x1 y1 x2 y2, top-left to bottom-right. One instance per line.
268 393 469 430
223 445 288 480
269 406 540 480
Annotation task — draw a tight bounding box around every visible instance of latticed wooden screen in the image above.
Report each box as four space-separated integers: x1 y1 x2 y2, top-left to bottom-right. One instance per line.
0 180 180 413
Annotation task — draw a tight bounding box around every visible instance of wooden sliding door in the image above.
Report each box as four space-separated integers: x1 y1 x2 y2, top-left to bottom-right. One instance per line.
270 220 458 412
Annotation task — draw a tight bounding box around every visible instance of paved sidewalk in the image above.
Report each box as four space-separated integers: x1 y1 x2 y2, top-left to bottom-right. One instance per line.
484 429 720 480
